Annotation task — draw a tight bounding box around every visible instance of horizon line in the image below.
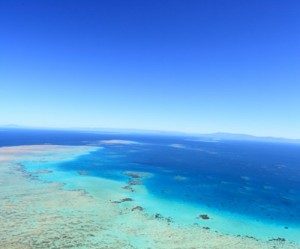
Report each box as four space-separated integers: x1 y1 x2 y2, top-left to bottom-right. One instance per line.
1 124 300 142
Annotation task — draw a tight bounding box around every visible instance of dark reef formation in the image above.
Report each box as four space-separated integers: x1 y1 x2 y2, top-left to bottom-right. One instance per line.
198 214 210 220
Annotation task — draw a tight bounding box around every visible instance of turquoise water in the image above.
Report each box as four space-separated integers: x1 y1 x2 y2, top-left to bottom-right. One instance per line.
1 129 300 243
58 141 300 225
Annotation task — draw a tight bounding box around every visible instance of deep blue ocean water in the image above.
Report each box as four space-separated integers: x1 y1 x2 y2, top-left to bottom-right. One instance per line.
1 128 300 228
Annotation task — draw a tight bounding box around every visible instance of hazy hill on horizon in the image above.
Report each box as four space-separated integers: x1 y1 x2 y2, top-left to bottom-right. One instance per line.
1 125 300 144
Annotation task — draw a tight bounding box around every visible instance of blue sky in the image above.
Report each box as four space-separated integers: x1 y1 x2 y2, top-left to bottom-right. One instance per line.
0 0 299 138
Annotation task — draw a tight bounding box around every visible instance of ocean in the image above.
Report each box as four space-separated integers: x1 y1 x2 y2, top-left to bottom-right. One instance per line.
1 128 300 245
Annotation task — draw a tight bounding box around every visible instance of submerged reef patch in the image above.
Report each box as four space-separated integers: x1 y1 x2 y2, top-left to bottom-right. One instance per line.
1 145 300 249
198 214 210 220
123 171 152 179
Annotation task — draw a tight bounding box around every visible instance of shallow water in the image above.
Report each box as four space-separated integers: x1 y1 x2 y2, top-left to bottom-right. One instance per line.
1 129 300 247
50 140 300 222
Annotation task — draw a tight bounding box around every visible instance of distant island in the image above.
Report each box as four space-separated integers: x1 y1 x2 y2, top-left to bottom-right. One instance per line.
1 125 299 144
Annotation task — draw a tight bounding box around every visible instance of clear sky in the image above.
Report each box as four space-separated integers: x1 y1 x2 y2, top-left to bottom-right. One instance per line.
0 0 299 138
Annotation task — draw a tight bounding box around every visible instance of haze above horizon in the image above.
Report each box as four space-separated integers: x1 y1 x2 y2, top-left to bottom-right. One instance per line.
1 0 299 139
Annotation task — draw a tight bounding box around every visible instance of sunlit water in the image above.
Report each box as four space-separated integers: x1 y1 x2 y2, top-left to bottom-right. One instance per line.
1 128 300 243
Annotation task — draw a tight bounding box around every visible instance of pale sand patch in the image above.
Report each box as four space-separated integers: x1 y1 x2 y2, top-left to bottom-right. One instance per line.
0 145 299 249
100 140 141 145
169 144 186 149
174 175 188 181
0 145 97 163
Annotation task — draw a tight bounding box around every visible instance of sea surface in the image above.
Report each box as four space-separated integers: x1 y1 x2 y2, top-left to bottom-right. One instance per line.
1 128 300 243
